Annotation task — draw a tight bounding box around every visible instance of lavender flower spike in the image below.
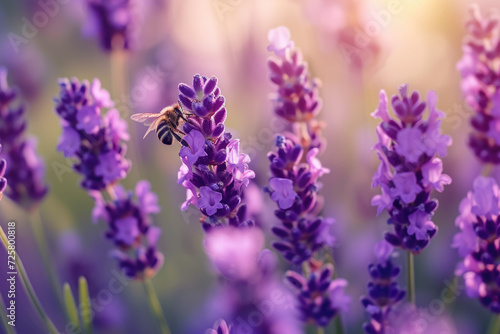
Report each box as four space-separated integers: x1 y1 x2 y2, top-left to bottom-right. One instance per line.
453 176 500 313
285 263 351 327
0 67 47 210
83 0 133 51
371 84 452 254
267 26 322 125
266 26 334 265
457 5 500 163
361 240 406 334
204 227 302 334
54 78 163 279
266 26 350 328
175 74 255 230
54 77 129 191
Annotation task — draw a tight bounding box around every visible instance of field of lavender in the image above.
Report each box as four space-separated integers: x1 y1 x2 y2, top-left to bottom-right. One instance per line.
1 0 500 333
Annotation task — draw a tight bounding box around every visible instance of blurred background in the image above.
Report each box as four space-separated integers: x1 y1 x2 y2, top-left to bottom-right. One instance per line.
0 0 498 333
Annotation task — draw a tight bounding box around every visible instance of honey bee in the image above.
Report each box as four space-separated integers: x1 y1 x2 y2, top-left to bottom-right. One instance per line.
131 103 189 146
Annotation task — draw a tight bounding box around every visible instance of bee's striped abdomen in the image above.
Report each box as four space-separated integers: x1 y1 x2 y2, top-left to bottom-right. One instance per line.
156 120 173 145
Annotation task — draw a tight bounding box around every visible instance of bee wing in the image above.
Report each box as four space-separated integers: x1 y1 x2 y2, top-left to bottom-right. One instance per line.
130 112 163 125
142 118 163 139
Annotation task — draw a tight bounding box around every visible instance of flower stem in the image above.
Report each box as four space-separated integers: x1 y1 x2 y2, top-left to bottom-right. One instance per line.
334 315 344 334
317 327 324 334
407 251 415 304
0 226 59 334
111 47 127 101
143 279 171 334
487 314 500 334
29 210 65 314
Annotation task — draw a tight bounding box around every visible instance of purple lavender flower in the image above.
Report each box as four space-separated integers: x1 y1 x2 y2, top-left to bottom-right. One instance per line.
266 27 335 265
267 27 321 124
266 26 349 329
457 5 500 163
371 85 452 254
267 26 295 57
204 227 302 334
83 0 133 51
267 136 335 264
379 303 455 334
453 176 500 313
54 77 129 191
54 78 163 279
361 240 406 334
0 67 47 210
0 41 46 101
285 263 351 327
172 74 255 230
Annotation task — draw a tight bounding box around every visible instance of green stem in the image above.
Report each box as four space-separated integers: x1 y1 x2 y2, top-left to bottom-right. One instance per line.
407 251 415 304
143 279 171 334
487 314 500 334
0 226 59 334
334 315 344 334
0 292 16 334
317 327 325 334
29 210 65 315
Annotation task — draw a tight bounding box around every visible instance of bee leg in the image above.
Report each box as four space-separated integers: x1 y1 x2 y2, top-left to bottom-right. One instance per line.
172 127 186 136
174 107 188 122
172 131 189 147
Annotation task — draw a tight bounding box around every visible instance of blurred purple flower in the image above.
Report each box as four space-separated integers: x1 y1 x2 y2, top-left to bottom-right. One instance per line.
267 30 322 128
371 84 452 254
95 151 129 183
204 227 302 334
83 0 133 51
54 78 163 280
307 147 330 179
57 126 80 158
0 38 46 101
205 227 264 281
77 105 103 134
285 264 351 326
361 241 406 334
136 180 160 213
374 239 393 263
453 176 500 313
457 5 500 163
54 78 130 190
383 304 457 334
0 68 47 210
90 181 163 280
105 109 130 141
267 26 294 57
